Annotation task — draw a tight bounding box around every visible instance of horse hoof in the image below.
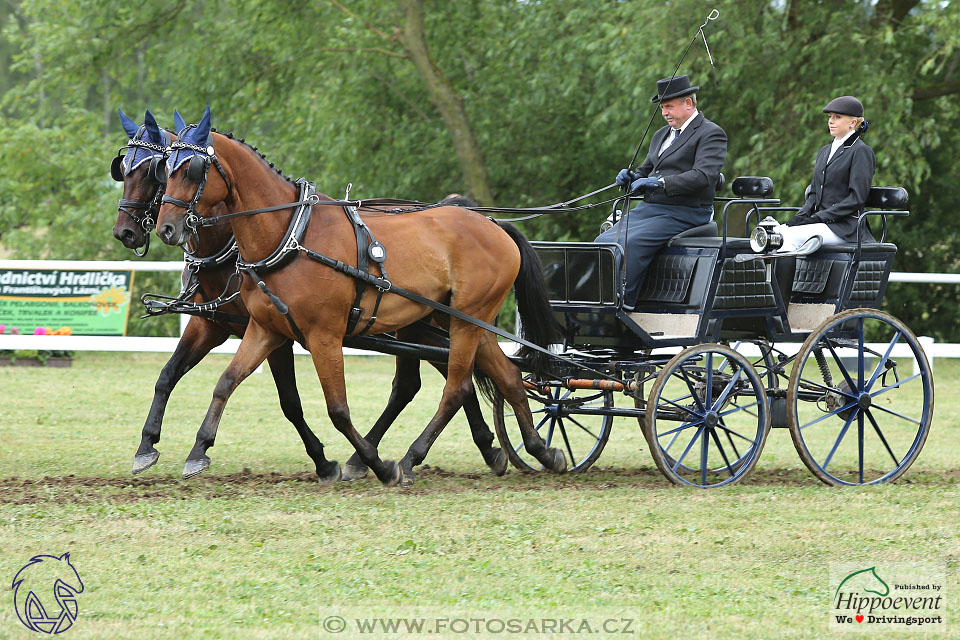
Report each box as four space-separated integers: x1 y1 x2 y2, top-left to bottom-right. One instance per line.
547 447 567 473
182 456 211 479
380 460 401 487
317 462 341 487
489 448 508 477
340 462 369 482
132 451 160 475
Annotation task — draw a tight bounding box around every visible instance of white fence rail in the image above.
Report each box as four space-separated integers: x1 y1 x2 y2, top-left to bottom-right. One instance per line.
1 260 958 366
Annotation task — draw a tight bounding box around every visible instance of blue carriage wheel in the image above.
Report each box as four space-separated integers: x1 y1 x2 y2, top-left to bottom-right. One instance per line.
645 344 771 488
787 308 934 486
493 385 612 473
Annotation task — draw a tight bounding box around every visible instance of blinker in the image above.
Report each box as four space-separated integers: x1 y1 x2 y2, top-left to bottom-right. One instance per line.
186 154 207 182
148 156 167 184
111 155 125 182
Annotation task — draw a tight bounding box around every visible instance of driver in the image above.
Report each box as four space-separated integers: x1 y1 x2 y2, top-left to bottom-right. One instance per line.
596 75 727 311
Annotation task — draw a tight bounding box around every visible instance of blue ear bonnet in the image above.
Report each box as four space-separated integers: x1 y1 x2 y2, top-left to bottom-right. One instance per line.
167 106 213 175
122 125 171 175
166 124 213 175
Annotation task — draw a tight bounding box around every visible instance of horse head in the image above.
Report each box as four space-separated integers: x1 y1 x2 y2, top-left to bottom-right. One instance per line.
12 552 84 633
111 109 173 254
155 106 234 248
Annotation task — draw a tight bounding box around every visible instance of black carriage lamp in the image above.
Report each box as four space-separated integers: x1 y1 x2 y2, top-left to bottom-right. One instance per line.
749 216 784 253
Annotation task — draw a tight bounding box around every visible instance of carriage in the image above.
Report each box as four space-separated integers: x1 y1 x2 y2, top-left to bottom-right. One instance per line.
115 109 932 490
492 176 934 488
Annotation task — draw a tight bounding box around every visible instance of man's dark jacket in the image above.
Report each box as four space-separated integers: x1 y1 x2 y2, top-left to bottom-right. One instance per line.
797 136 876 242
637 112 727 208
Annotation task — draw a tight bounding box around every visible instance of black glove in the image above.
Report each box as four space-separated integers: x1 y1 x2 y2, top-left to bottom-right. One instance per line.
785 213 813 227
615 168 638 189
628 177 662 195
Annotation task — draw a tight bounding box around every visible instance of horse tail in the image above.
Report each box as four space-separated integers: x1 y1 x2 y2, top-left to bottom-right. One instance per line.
473 221 559 402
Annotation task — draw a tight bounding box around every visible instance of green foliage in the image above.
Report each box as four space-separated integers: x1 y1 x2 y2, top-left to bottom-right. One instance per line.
1 0 959 335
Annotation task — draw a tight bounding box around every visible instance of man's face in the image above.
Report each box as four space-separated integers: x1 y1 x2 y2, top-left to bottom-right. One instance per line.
660 96 695 129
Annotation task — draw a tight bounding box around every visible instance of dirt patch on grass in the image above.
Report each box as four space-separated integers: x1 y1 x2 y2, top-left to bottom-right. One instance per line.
1 464 957 506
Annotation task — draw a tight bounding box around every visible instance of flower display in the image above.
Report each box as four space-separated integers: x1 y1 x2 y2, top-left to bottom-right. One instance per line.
90 286 130 316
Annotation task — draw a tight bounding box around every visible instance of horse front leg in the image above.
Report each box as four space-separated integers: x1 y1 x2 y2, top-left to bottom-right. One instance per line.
133 316 231 475
266 342 341 485
310 341 400 487
183 322 286 479
341 355 422 481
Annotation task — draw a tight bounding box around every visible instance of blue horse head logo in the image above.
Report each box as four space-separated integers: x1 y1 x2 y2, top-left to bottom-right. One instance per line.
11 553 84 634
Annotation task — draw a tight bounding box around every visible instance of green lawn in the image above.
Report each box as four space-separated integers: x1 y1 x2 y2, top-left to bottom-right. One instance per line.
0 352 956 639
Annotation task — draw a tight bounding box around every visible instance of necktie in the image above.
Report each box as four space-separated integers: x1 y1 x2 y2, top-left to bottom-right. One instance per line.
660 128 680 155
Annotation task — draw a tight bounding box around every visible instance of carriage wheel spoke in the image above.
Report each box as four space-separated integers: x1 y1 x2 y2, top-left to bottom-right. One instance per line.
671 425 704 471
857 317 866 388
705 352 714 408
545 418 557 447
869 372 922 398
558 420 576 467
712 367 744 411
865 331 902 391
799 400 858 431
719 399 760 418
658 394 703 419
724 424 742 461
824 340 860 394
709 426 736 477
566 415 601 440
858 411 865 483
714 421 755 444
822 410 859 471
868 403 922 426
797 377 857 398
700 422 710 485
678 367 708 413
865 408 901 467
658 418 706 438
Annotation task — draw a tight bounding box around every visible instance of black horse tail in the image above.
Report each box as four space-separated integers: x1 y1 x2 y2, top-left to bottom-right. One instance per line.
474 221 560 403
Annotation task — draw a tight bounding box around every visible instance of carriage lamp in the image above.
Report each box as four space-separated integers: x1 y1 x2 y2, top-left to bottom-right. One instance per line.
749 216 784 253
600 208 623 233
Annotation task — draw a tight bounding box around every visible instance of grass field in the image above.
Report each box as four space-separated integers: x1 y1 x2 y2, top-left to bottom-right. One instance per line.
0 352 956 639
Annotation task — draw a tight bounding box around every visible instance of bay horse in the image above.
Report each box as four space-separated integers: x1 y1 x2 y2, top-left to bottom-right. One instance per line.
111 108 340 484
154 107 566 486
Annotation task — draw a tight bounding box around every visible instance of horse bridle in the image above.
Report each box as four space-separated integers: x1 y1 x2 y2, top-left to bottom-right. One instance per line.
111 129 171 257
160 137 233 255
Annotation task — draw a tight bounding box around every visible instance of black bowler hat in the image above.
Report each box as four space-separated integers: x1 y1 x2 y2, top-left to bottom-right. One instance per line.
650 75 699 103
822 95 864 117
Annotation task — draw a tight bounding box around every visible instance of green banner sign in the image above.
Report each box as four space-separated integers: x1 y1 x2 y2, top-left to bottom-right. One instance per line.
0 268 135 336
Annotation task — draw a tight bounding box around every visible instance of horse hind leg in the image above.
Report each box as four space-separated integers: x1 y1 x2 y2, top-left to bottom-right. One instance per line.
183 323 287 479
476 334 567 473
133 318 230 474
266 342 340 485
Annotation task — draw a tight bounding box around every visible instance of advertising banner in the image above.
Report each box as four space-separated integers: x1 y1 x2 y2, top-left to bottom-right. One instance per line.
0 268 134 336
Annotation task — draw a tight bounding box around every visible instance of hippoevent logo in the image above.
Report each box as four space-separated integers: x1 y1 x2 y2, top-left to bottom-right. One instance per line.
11 553 84 634
830 563 946 632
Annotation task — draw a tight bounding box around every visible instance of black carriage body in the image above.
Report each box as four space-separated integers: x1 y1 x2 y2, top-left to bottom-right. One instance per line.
534 235 896 351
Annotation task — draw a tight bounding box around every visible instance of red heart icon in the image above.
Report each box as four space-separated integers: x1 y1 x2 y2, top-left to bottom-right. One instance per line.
856 615 864 623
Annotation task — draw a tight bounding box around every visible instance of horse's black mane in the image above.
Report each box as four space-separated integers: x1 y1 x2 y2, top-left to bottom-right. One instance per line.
211 127 296 186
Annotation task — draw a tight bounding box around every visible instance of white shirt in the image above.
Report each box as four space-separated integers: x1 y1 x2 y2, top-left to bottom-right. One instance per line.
658 108 699 155
827 129 856 162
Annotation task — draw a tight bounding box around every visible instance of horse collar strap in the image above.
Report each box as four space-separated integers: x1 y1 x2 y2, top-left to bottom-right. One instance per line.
236 179 315 272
